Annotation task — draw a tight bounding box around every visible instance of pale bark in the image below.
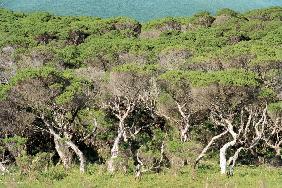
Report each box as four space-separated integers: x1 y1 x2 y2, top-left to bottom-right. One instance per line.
176 102 191 142
108 126 124 173
194 130 228 168
156 141 165 170
210 113 239 174
41 115 86 173
227 147 245 175
225 106 267 174
54 137 73 169
135 150 143 178
49 128 86 173
274 147 282 165
135 142 165 177
265 143 282 165
105 97 134 173
220 139 236 174
226 107 267 175
219 114 248 175
264 117 282 163
180 126 189 142
0 163 5 172
0 160 8 173
65 138 86 173
275 147 281 157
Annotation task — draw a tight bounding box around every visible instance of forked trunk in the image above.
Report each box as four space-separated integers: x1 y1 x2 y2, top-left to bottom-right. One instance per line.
220 140 236 174
49 128 86 173
54 137 73 169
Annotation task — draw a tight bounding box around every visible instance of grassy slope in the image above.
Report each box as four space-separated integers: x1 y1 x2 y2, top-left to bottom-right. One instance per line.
1 164 282 187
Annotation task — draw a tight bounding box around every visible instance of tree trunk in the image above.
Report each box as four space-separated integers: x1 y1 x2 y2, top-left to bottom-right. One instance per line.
273 147 282 166
220 139 236 174
65 139 86 173
228 147 244 175
49 128 86 173
275 147 281 157
135 150 143 178
180 125 189 142
108 126 124 173
0 163 6 173
194 130 228 168
176 102 191 142
54 137 73 169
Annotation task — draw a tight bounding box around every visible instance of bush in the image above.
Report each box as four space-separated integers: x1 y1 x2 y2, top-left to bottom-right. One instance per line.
40 166 68 181
216 8 239 17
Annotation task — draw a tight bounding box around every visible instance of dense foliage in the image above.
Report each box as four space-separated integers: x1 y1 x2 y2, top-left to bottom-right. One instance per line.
0 7 281 186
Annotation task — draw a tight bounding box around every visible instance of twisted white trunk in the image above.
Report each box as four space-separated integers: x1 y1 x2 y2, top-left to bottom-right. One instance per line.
176 102 191 142
41 116 86 173
108 121 125 173
220 122 237 174
54 137 73 169
220 139 236 174
227 147 245 175
65 138 86 173
49 128 86 173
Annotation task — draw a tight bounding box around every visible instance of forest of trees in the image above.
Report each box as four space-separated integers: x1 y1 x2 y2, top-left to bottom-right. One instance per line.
0 6 281 187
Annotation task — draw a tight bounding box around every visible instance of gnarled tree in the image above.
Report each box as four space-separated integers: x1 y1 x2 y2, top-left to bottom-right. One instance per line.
1 67 95 173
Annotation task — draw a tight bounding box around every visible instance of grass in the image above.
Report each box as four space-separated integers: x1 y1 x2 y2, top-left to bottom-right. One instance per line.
0 164 281 188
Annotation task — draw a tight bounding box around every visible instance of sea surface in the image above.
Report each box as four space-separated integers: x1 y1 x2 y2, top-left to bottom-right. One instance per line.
0 0 282 22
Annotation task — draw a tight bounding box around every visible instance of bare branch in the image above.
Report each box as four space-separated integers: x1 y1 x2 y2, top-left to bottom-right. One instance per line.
194 129 228 167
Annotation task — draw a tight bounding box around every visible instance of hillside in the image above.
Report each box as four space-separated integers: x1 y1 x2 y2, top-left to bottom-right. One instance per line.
0 7 282 187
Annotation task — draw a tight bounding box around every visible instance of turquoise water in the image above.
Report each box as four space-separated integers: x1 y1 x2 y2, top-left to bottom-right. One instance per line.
0 0 282 21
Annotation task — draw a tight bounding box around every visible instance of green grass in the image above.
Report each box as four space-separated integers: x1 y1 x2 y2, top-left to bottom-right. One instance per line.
1 164 281 188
